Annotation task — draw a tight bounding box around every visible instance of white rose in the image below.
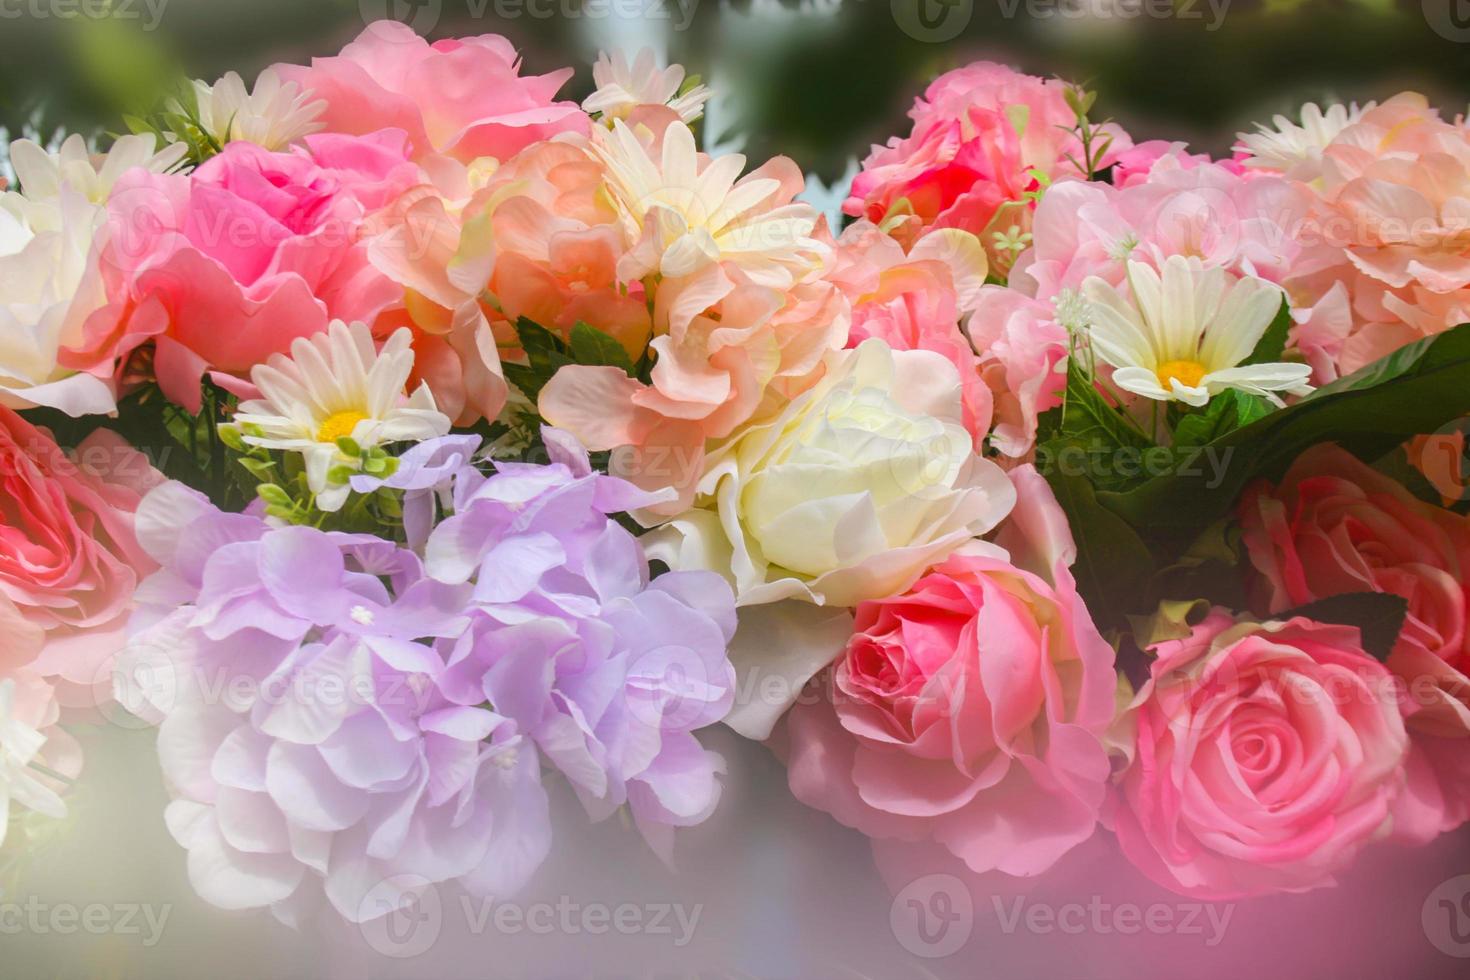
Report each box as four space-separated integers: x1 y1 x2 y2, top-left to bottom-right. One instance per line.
647 338 1015 607
644 339 1017 738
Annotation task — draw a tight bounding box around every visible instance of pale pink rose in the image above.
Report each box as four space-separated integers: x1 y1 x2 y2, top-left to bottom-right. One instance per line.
965 285 1067 459
1239 444 1470 837
1285 93 1470 378
69 132 417 410
276 21 588 164
779 467 1117 877
0 407 158 707
831 221 991 448
1110 610 1409 899
844 63 1130 274
1013 159 1311 302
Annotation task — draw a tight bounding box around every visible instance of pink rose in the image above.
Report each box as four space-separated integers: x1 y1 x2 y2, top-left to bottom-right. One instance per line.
1239 443 1470 837
844 62 1130 273
966 285 1068 459
780 467 1117 877
277 22 588 164
1110 611 1409 899
832 221 992 448
0 407 158 706
70 133 417 410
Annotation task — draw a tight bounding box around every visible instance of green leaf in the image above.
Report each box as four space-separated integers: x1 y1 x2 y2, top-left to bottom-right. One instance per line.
1241 298 1292 366
568 322 636 376
1171 389 1271 448
1273 592 1409 662
1128 598 1212 650
1097 322 1470 537
1045 469 1156 626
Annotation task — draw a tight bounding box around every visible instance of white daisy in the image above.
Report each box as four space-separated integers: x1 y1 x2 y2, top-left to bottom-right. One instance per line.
232 321 451 512
1081 256 1313 408
0 679 68 850
188 68 327 152
1237 101 1370 181
591 119 827 287
583 49 712 126
7 133 186 204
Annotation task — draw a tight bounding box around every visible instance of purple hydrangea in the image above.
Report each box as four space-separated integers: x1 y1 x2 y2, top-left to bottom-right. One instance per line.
117 430 738 925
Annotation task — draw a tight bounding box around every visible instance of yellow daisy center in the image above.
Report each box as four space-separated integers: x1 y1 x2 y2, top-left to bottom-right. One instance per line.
317 410 369 444
1156 359 1208 390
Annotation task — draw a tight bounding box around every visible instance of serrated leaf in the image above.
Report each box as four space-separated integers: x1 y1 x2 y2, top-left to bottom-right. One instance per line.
568 321 636 375
1273 592 1410 662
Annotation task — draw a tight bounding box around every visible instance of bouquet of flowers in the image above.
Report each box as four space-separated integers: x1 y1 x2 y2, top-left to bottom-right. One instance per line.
4 20 1470 925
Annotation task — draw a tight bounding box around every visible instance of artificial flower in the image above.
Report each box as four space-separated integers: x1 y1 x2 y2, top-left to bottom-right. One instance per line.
780 466 1117 876
1239 444 1470 839
276 22 588 164
0 672 78 849
843 62 1131 272
1236 100 1369 182
584 49 711 125
0 407 158 705
1081 256 1312 406
230 321 452 512
187 68 327 151
591 118 827 288
1110 611 1409 899
73 132 417 409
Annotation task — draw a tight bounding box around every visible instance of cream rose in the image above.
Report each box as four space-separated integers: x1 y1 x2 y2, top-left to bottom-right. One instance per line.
645 339 1015 738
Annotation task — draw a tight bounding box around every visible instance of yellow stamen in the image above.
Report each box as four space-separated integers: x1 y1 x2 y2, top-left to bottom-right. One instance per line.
317 410 369 444
1156 359 1208 390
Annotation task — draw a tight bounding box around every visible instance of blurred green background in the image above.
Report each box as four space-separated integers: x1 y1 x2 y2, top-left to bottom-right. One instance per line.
1 0 1467 185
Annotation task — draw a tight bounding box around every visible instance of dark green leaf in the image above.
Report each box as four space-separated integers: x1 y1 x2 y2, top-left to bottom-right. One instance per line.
568 322 636 375
1241 298 1292 366
1044 469 1156 626
1172 390 1271 448
1273 592 1410 662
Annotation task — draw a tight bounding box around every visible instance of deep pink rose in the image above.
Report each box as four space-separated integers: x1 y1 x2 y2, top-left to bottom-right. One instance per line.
780 467 1117 877
1239 443 1470 837
277 21 588 164
70 132 416 410
843 62 1130 273
0 407 158 705
1110 611 1409 899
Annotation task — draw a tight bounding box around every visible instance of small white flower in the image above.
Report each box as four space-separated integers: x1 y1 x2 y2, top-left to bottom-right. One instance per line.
0 679 68 850
233 321 451 512
1237 101 1369 181
584 49 712 126
1081 256 1313 408
7 132 185 204
187 68 327 152
592 119 827 287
